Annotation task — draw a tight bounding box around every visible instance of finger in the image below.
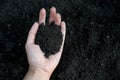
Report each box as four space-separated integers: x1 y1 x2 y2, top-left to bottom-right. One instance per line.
49 7 56 24
55 21 66 58
26 22 39 44
54 13 61 26
61 21 66 39
39 8 46 25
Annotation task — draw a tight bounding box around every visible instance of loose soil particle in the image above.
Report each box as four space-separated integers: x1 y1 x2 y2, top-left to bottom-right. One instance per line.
35 22 63 58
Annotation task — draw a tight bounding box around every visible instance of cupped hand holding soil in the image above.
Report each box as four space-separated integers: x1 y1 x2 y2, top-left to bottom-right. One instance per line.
24 7 66 80
35 22 63 58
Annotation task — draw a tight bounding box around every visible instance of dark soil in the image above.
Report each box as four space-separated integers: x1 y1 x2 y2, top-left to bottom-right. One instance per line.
0 0 120 80
35 22 63 58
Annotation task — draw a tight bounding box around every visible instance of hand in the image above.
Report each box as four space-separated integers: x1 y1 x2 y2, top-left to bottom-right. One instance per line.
24 7 66 79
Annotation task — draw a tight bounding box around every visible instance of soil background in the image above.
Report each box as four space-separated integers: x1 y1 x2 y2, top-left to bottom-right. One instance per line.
0 0 120 80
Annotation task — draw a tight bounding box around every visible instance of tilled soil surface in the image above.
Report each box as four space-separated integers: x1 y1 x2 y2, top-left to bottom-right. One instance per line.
0 0 120 80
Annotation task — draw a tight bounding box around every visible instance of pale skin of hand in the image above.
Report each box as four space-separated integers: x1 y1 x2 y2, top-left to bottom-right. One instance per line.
23 7 66 80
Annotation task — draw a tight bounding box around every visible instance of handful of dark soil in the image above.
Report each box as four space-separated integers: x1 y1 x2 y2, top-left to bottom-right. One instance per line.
35 22 63 58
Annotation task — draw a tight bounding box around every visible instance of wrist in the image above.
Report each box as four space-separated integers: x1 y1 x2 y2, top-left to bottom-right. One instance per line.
24 66 51 80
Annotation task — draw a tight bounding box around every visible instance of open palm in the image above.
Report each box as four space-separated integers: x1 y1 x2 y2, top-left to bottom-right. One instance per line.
25 7 66 76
